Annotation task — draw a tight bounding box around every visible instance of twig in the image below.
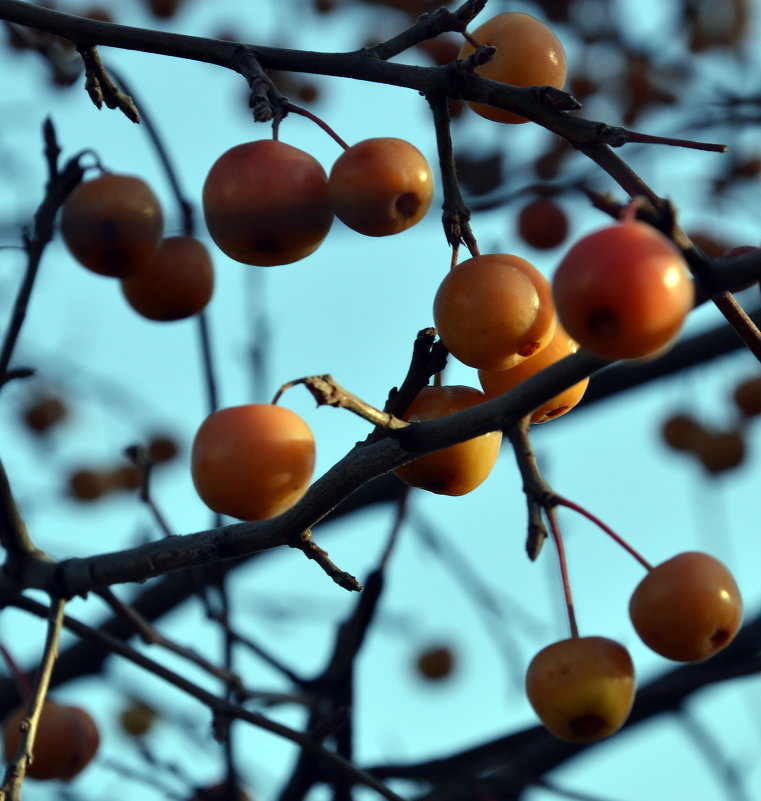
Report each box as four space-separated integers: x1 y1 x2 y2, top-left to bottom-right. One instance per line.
273 375 408 431
78 45 139 121
290 530 362 592
0 598 66 801
427 92 479 253
0 120 85 383
6 596 406 801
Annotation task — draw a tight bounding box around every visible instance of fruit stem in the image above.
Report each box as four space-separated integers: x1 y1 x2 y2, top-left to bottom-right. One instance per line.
284 102 349 150
555 496 653 571
546 506 579 639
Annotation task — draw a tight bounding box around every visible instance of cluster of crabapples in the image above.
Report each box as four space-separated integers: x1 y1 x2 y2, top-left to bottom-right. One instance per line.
52 10 746 748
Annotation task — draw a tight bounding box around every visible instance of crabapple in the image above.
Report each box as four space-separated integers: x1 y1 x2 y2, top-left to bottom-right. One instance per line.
3 700 100 780
60 173 163 278
202 139 333 266
328 137 433 236
458 13 567 124
629 551 743 662
120 236 214 321
191 404 315 520
392 385 501 496
478 323 588 423
525 636 635 742
552 220 694 360
433 253 556 370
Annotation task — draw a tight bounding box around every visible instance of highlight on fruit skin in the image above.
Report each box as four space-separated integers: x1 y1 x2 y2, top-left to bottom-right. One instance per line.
392 385 502 496
629 551 743 662
458 12 567 124
2 700 100 781
328 137 434 236
525 636 636 743
552 220 694 360
433 253 557 370
191 404 316 521
478 323 588 423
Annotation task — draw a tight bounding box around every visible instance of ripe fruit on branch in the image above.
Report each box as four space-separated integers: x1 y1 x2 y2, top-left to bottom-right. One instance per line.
3 700 100 780
517 197 569 250
393 385 501 495
202 140 333 266
119 699 157 737
552 220 694 360
629 551 743 662
61 173 163 277
478 324 588 423
328 137 433 236
458 12 567 124
525 636 635 743
433 253 556 370
120 236 214 321
191 404 315 520
21 395 68 435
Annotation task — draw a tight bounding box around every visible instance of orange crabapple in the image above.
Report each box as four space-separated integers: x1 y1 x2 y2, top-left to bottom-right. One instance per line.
392 385 501 496
60 173 163 278
458 12 567 124
328 137 433 236
629 551 743 662
433 253 557 370
202 139 333 266
525 636 636 743
191 404 315 521
517 196 569 250
3 700 100 781
552 220 694 360
120 235 214 321
478 323 588 423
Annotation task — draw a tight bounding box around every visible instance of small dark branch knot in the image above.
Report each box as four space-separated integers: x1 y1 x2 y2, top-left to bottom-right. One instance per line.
233 48 289 123
462 44 496 69
78 47 140 123
536 85 582 112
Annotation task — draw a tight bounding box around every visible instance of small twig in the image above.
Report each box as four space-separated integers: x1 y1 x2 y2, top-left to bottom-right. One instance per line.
232 47 289 123
383 328 448 419
78 46 139 122
96 588 246 695
505 420 552 560
124 445 175 537
0 598 66 801
0 459 48 568
711 291 761 364
427 92 479 254
0 121 85 383
273 375 408 431
290 530 362 592
595 124 727 153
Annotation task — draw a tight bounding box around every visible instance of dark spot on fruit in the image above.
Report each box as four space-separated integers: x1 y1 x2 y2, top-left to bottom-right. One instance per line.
100 218 119 242
569 714 607 738
587 308 618 339
396 192 420 219
254 239 281 253
518 341 541 358
710 628 729 648
544 405 569 419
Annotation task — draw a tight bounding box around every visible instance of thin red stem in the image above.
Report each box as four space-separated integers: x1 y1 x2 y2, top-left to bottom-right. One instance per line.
546 507 579 639
555 496 653 571
285 102 349 150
